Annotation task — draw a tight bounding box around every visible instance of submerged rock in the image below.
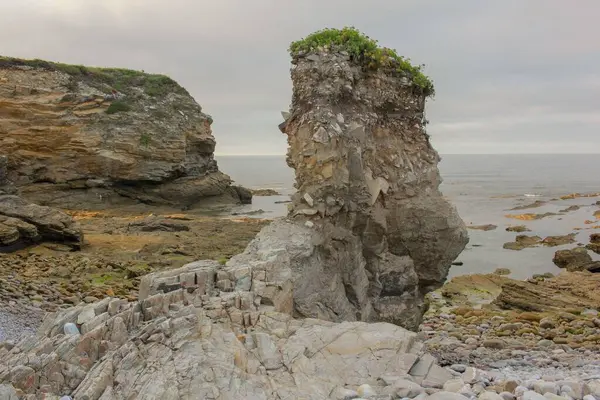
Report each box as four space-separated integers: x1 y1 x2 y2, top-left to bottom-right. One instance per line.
506 225 531 233
468 224 497 231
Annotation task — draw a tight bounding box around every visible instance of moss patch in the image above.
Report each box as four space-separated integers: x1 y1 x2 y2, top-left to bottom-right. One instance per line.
289 27 434 96
106 100 131 114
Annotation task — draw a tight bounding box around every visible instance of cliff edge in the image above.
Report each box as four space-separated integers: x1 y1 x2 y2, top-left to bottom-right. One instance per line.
0 57 251 209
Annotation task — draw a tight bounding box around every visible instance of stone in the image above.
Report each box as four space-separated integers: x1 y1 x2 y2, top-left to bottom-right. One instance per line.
521 391 548 400
540 318 556 329
483 339 505 349
0 384 18 400
450 364 467 373
543 395 566 400
357 384 377 398
479 392 504 400
533 381 558 395
427 392 470 400
444 379 466 393
553 248 594 271
499 392 516 400
386 379 424 398
76 306 96 325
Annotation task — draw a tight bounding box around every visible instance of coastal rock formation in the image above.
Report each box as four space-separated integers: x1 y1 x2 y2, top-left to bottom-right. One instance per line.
0 194 83 252
0 262 454 399
0 57 250 209
553 247 600 272
237 29 468 330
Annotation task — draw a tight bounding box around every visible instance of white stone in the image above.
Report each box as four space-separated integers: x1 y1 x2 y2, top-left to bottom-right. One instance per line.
499 392 515 400
544 394 568 400
389 379 424 398
357 384 377 398
427 391 470 400
479 392 504 400
533 381 558 395
523 391 548 400
303 193 314 207
444 379 466 393
77 306 96 324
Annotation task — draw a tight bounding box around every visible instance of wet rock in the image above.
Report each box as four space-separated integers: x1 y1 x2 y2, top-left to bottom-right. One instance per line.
468 224 497 231
553 248 595 272
506 225 531 233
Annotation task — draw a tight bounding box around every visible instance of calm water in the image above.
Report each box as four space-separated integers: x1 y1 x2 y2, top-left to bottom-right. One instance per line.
216 154 600 279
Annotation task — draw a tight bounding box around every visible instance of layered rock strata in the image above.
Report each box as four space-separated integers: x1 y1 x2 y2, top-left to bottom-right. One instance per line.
0 194 83 252
0 57 250 209
0 262 454 399
252 48 467 330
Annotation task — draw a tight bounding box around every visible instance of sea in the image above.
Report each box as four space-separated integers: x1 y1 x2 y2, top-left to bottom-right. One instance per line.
216 154 600 280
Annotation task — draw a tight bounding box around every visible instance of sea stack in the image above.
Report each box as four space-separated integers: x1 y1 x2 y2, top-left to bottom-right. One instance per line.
0 57 251 209
230 28 469 330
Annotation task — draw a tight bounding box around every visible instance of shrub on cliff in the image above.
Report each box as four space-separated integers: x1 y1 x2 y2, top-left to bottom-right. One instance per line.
106 100 131 114
289 27 434 96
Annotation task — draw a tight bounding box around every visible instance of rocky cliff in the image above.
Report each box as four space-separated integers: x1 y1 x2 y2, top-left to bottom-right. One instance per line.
0 57 250 209
232 28 468 330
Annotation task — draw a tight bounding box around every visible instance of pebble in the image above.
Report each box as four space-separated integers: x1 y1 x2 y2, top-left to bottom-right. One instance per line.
357 384 377 398
444 379 465 393
452 364 468 373
523 391 548 400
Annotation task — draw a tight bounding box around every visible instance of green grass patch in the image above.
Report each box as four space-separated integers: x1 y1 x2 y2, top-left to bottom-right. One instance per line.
106 100 131 114
0 56 187 98
289 27 434 96
139 133 151 147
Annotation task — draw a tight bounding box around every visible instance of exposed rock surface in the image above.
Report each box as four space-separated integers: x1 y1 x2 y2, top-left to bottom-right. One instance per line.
0 262 451 399
0 57 250 209
503 234 577 251
0 194 83 252
587 233 600 254
259 48 467 330
553 247 600 272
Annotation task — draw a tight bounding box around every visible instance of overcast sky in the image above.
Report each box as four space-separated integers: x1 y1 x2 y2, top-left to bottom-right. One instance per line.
2 0 599 154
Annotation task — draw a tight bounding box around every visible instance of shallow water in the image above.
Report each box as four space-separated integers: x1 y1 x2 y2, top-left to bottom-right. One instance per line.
216 154 600 279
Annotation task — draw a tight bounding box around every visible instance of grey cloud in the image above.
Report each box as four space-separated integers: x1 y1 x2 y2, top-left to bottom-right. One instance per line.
1 0 599 154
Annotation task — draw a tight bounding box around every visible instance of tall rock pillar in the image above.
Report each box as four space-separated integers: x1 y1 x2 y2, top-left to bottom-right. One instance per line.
232 28 468 330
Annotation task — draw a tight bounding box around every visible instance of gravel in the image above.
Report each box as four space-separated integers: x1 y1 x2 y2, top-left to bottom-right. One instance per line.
0 305 43 343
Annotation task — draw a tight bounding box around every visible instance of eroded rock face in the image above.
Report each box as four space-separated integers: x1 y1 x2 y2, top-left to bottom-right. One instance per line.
0 194 83 251
0 262 454 399
256 50 467 330
0 58 250 209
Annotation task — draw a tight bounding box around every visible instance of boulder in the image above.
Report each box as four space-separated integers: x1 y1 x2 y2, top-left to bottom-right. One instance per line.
553 247 593 271
0 57 250 209
0 194 83 251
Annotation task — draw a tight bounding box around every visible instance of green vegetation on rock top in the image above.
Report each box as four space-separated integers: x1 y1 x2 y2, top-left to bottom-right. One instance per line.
0 56 187 98
289 27 434 96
